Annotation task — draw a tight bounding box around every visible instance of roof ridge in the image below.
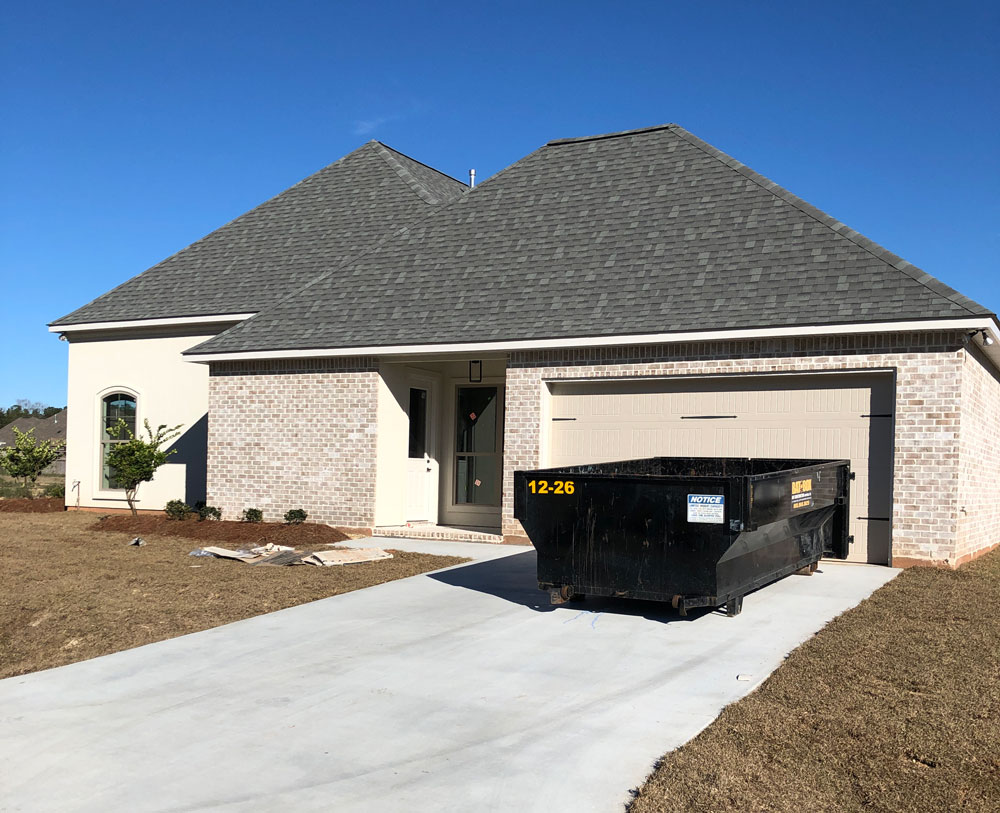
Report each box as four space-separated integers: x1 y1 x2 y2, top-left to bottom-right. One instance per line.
546 123 676 146
666 124 988 317
368 142 464 205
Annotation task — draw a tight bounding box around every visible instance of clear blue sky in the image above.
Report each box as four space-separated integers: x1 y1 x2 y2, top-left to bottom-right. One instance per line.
2 1 997 407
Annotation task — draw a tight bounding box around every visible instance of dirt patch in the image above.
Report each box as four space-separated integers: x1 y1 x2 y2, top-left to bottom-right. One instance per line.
0 497 64 513
91 514 350 545
630 549 1000 813
0 512 468 679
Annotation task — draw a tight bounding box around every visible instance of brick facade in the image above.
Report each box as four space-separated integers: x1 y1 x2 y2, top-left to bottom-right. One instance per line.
956 345 1000 565
207 358 379 526
204 332 999 568
501 331 994 567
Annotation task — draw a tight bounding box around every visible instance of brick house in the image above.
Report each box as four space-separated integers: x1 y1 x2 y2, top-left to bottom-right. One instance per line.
51 125 999 567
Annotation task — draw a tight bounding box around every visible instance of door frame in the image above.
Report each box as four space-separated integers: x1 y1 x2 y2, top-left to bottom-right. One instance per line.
405 371 441 523
439 376 505 529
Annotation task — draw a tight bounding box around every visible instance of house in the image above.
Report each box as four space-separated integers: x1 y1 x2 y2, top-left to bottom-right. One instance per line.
0 409 68 475
50 125 1000 568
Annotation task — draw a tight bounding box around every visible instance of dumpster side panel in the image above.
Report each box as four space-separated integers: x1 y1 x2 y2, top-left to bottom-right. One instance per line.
514 471 737 600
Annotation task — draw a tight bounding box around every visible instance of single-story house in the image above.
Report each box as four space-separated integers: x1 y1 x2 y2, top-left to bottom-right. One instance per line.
50 124 999 567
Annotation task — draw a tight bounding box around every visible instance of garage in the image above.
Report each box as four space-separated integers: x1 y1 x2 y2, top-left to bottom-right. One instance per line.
546 373 894 564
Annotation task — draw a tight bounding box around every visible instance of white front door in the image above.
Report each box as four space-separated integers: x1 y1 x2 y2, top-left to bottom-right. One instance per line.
405 386 434 521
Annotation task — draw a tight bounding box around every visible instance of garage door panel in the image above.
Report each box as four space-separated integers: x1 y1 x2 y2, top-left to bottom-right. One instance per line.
548 374 894 564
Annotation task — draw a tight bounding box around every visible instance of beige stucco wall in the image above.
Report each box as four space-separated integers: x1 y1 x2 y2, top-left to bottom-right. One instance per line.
501 331 991 567
64 329 216 511
956 344 1000 564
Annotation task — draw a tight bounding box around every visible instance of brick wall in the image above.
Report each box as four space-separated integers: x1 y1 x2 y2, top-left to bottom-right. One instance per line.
956 344 1000 565
207 358 379 527
502 332 973 566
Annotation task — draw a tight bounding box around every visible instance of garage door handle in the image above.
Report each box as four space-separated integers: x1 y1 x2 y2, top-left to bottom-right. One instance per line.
680 415 738 420
552 417 577 421
857 516 891 521
861 414 893 418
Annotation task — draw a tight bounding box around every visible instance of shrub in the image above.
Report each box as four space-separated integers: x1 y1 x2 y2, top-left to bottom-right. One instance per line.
0 427 66 495
165 499 192 520
44 482 66 498
0 478 32 499
198 504 222 521
241 507 263 523
105 420 183 516
284 508 308 525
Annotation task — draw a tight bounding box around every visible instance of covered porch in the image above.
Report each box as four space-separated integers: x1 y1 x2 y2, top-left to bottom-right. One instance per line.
374 356 507 537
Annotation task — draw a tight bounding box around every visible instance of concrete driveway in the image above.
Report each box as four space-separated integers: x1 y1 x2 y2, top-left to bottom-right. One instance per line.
0 541 897 812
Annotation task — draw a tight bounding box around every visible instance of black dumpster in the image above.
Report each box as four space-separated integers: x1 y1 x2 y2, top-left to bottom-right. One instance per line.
513 457 852 616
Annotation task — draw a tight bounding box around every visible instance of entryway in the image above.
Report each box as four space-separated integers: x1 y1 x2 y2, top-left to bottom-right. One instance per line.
375 358 506 534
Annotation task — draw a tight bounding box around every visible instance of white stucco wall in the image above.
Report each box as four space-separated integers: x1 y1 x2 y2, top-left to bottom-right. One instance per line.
64 329 218 511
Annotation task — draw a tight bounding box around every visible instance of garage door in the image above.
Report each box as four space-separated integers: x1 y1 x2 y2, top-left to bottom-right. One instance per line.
548 373 894 564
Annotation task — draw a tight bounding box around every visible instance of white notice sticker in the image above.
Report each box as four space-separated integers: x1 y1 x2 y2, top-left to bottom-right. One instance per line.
687 494 725 524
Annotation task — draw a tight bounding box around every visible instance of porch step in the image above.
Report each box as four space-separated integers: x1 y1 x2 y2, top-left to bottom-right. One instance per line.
374 524 503 544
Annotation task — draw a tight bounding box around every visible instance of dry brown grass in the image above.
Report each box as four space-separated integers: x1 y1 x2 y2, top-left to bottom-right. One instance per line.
630 549 1000 813
0 512 467 679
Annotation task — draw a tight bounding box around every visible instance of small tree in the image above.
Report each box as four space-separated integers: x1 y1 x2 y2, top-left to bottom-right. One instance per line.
104 419 182 516
0 426 66 495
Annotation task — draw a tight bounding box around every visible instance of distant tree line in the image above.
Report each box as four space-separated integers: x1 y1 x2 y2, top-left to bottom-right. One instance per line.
0 399 65 429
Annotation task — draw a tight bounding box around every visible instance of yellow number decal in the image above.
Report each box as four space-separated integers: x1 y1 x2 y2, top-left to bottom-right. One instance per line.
527 479 575 495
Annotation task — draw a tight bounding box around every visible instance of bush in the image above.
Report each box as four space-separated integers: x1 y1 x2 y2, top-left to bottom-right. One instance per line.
165 499 192 520
241 507 263 523
198 504 222 521
283 508 308 525
0 427 66 495
44 482 65 498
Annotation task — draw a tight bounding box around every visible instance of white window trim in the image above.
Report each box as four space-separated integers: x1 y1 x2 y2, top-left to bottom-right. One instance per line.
95 386 140 501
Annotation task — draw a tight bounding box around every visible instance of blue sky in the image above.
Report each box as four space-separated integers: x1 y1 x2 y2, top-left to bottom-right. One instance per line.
2 0 997 406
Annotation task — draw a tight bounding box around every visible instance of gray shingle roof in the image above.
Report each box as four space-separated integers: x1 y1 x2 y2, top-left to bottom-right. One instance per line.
187 124 991 356
51 143 466 326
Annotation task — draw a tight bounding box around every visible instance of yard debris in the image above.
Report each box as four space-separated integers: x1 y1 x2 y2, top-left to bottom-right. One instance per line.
187 543 393 568
300 547 393 567
128 537 145 547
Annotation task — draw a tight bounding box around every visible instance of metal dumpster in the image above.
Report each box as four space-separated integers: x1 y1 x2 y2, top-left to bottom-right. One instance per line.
513 457 852 616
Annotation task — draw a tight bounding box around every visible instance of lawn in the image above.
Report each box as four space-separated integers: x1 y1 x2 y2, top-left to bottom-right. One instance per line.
630 548 1000 812
0 510 467 680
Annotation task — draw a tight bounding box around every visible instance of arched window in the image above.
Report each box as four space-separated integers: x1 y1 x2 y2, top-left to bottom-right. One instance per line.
102 392 136 489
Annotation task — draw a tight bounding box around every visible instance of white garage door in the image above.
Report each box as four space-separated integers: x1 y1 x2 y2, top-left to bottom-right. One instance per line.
547 373 894 564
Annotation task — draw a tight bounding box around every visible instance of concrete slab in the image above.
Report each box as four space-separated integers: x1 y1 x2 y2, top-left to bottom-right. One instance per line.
0 554 898 812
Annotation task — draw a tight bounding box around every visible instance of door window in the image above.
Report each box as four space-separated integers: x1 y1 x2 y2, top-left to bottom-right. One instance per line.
408 388 427 458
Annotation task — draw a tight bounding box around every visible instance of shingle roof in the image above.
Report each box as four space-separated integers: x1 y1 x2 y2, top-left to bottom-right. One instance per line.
187 124 991 356
0 410 67 447
50 143 466 326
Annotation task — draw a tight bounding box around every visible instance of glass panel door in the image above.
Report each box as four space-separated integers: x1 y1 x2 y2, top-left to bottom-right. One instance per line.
454 386 500 506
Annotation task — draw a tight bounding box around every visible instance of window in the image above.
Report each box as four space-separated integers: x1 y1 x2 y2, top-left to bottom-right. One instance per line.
408 388 428 458
101 392 136 489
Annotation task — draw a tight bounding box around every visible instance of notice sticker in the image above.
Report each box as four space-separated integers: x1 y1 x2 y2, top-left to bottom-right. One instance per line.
687 494 725 524
791 478 813 509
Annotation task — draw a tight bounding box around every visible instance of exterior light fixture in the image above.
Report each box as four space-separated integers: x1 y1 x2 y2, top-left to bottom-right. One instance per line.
983 331 996 347
469 360 482 383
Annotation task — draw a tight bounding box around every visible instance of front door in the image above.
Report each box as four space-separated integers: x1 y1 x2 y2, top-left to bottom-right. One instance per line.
445 384 504 527
405 386 433 521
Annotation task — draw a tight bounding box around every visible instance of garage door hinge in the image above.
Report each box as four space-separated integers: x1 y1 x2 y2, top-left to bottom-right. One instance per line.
551 417 577 421
680 415 738 420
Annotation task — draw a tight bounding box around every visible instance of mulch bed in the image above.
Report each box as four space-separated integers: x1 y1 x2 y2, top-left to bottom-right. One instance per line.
91 514 350 545
1 512 468 679
0 497 64 513
630 548 1000 813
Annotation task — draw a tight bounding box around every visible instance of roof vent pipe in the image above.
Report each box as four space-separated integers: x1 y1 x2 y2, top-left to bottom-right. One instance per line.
469 169 476 188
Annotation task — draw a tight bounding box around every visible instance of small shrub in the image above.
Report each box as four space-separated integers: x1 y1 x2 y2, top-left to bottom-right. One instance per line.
165 499 192 520
284 508 308 525
44 482 66 498
0 478 32 499
198 504 222 521
241 507 263 523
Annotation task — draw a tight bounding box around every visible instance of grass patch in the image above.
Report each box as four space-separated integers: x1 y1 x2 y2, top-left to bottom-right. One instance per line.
630 549 1000 812
0 512 468 680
